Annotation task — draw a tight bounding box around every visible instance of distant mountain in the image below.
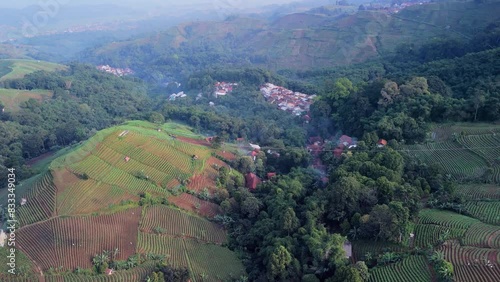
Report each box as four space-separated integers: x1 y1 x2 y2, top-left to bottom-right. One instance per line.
80 1 500 79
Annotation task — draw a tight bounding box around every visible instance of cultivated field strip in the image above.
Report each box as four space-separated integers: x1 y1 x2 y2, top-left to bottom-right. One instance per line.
457 184 500 200
464 201 500 225
17 208 141 270
16 171 56 227
458 134 500 164
351 240 407 262
70 155 165 195
57 178 137 215
367 255 432 282
418 209 480 229
405 142 488 181
140 205 226 244
439 241 500 282
462 223 500 248
413 224 466 248
137 233 245 281
137 232 188 268
44 261 156 282
169 193 221 218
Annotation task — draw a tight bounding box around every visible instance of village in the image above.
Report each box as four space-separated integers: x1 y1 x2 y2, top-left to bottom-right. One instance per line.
214 81 238 97
260 83 317 116
96 65 134 77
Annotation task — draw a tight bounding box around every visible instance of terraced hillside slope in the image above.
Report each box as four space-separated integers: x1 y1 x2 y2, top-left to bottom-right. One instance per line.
0 121 245 281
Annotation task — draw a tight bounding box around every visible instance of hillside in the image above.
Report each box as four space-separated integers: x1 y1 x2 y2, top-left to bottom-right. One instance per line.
0 59 67 81
80 1 500 77
0 121 245 281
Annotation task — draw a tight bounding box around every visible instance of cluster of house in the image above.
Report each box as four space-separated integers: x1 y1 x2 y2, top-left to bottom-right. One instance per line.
169 91 187 101
359 1 429 14
259 83 317 116
96 65 134 77
214 82 238 97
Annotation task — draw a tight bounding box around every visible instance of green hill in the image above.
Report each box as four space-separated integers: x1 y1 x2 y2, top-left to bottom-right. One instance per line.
81 1 500 74
0 59 67 81
0 121 245 281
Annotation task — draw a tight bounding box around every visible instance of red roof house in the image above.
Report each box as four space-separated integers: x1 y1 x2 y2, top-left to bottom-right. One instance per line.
309 136 323 144
339 135 353 146
105 268 114 276
334 145 345 158
245 173 261 190
267 172 277 179
236 137 245 142
377 139 388 147
124 156 131 162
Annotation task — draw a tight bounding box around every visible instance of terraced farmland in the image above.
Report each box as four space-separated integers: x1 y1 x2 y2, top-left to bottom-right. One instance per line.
413 224 466 248
368 255 432 282
351 240 407 262
137 233 245 281
140 205 226 244
432 124 500 141
439 240 500 282
457 184 500 200
405 141 488 181
16 208 141 270
464 201 500 225
168 193 221 218
462 223 500 248
457 134 500 164
13 171 56 227
418 209 480 230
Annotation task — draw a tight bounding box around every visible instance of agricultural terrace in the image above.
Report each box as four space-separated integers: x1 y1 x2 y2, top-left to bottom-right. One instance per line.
0 88 53 112
44 261 157 282
404 140 490 181
431 123 500 141
413 224 466 248
368 255 432 282
140 205 226 244
418 209 500 248
0 171 56 227
456 184 500 201
463 201 500 225
439 240 500 282
0 59 67 81
137 233 245 282
351 240 407 262
168 193 221 218
16 207 141 270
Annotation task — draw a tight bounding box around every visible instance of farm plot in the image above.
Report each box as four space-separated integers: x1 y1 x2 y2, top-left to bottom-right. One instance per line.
15 171 56 227
137 233 245 282
57 178 138 216
368 255 432 282
168 193 221 218
405 142 488 181
0 247 37 281
16 208 141 271
140 205 226 244
351 240 407 262
137 233 188 268
456 184 500 200
183 238 246 281
44 261 157 282
413 224 466 248
418 209 480 230
0 88 53 112
70 155 165 196
432 124 500 141
462 223 500 248
463 201 500 225
439 240 500 282
457 134 500 165
187 174 217 193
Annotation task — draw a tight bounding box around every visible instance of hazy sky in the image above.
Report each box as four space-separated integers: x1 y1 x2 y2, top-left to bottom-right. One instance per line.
0 0 298 9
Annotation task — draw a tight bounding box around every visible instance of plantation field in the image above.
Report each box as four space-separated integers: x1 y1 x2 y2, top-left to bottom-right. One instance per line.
0 88 53 112
456 184 500 200
413 224 466 248
418 209 500 248
432 123 500 141
168 193 221 218
137 233 245 281
439 240 500 282
0 59 66 81
368 255 432 282
16 208 141 271
404 141 489 182
44 261 157 282
351 240 407 262
463 201 500 225
140 205 226 244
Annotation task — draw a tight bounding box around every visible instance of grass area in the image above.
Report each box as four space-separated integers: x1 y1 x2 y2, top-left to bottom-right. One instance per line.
0 247 37 280
29 145 79 173
0 59 66 81
0 88 53 111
